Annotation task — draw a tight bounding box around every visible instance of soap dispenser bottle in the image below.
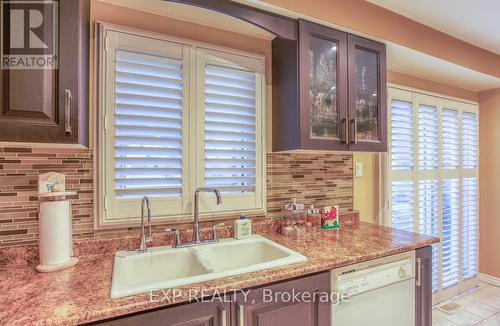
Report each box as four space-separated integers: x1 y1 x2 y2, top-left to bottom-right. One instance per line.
234 214 252 239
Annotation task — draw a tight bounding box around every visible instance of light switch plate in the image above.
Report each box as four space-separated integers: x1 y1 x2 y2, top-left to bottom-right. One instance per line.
355 162 363 177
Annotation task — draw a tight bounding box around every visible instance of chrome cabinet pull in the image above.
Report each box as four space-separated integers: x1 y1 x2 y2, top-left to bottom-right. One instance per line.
351 118 358 144
416 257 422 287
236 302 245 326
220 306 227 326
64 89 72 134
343 118 349 144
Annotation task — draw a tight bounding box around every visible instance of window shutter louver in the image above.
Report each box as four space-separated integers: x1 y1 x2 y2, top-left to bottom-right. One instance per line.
114 50 183 199
204 64 257 193
462 112 478 169
391 181 414 232
390 100 414 170
442 109 459 169
418 180 439 292
419 105 438 170
441 178 460 289
462 177 478 280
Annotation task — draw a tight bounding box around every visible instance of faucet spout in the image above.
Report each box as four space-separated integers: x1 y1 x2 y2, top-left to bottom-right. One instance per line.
139 196 152 252
193 187 222 243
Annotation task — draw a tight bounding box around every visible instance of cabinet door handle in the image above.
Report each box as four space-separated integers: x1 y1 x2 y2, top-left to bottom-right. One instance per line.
416 257 422 287
64 89 72 134
351 118 358 144
343 118 349 144
219 306 227 326
236 302 245 326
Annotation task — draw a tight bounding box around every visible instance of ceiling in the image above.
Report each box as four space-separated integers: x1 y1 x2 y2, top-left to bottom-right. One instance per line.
367 0 500 55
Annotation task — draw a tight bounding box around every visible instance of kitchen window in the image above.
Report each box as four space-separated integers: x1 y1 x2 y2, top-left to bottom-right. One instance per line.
96 24 266 226
386 87 479 303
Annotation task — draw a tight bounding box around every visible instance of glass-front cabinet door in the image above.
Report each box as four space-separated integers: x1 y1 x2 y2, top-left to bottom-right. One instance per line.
347 34 387 151
298 20 348 150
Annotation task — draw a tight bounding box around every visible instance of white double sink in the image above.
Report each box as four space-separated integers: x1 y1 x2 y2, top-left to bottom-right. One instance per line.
111 235 307 298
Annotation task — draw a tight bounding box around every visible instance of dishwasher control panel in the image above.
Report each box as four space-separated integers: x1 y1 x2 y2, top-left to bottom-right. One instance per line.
331 251 415 296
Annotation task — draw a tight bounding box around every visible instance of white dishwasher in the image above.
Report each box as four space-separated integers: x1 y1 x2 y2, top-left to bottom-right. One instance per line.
331 251 415 326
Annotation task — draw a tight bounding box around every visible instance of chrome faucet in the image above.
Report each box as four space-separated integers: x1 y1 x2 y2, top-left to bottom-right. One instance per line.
165 187 223 248
138 196 153 252
193 187 222 243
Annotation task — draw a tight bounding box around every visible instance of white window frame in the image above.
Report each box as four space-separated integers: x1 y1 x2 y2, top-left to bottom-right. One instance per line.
382 85 479 304
95 23 266 229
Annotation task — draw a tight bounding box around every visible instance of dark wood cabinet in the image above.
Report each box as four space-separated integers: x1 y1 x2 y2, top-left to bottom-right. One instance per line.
232 272 331 326
0 0 89 145
416 246 432 326
298 20 348 151
94 273 330 326
273 20 386 152
347 34 387 152
96 301 231 326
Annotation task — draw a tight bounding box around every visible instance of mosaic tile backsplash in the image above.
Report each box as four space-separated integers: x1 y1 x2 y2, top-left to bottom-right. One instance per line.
0 147 353 247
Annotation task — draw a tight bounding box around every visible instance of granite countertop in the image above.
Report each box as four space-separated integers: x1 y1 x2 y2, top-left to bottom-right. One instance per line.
0 220 439 325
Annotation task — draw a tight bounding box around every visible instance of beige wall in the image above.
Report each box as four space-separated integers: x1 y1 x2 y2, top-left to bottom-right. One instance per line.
388 71 479 102
479 88 500 278
353 152 379 223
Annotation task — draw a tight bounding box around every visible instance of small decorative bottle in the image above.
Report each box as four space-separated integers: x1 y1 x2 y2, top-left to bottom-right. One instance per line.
280 198 307 237
306 205 321 232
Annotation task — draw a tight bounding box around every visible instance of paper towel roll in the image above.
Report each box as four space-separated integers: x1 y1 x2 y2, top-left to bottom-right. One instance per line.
39 200 72 266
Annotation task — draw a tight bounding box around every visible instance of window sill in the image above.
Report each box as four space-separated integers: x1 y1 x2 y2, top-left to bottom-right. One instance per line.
94 208 267 231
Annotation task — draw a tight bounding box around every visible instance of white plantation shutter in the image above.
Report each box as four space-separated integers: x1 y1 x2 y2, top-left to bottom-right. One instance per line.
204 65 257 193
462 177 478 280
441 179 460 289
391 181 414 232
389 91 416 234
419 105 438 170
99 27 265 223
462 112 478 168
114 50 183 199
442 109 459 169
387 87 479 303
391 100 414 170
196 48 264 213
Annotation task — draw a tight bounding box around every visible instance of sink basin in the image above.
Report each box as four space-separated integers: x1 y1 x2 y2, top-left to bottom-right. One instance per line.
111 235 307 298
114 248 209 286
196 239 292 272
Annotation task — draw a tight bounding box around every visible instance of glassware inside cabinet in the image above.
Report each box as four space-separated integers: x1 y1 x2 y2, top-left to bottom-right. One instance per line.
354 48 379 141
308 36 339 140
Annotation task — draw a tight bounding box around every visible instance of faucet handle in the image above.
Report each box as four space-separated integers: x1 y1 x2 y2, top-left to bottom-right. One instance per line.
165 228 181 248
211 223 225 242
146 225 153 243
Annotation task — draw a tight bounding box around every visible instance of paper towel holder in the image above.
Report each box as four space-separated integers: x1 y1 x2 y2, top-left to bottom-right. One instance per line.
36 172 79 273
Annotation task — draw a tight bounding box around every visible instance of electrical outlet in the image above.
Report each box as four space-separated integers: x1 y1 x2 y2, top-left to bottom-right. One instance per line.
355 162 363 177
